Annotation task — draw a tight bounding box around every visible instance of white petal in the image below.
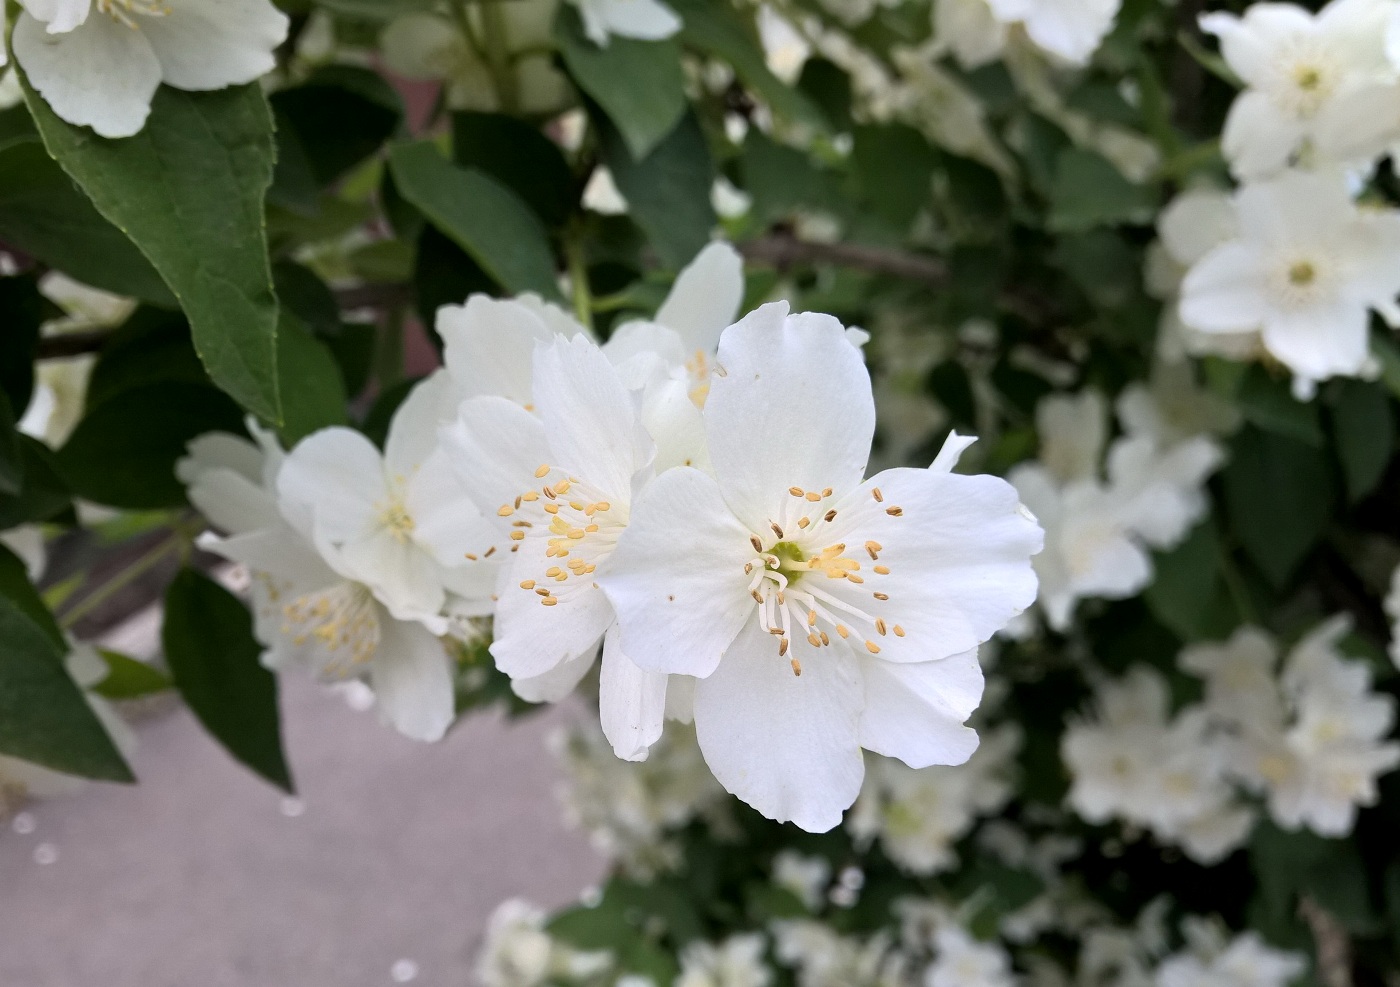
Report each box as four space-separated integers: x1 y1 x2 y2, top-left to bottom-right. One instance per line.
406 448 498 567
277 428 388 545
384 369 457 478
598 626 668 761
928 430 977 472
602 320 687 374
439 295 558 405
372 616 455 742
642 376 710 474
820 467 1043 664
14 10 161 138
859 650 983 769
599 467 755 678
532 334 653 505
694 621 865 833
707 303 875 531
439 396 553 518
1158 189 1238 267
187 466 281 536
21 0 92 34
1261 299 1372 382
139 0 287 91
655 241 745 356
1219 91 1304 180
1314 82 1400 167
177 432 263 486
1201 7 1311 88
339 532 446 629
511 647 597 703
491 540 615 679
593 0 682 40
197 524 339 596
1179 242 1268 333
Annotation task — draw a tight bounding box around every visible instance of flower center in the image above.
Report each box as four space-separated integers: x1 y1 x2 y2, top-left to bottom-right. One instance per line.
376 495 416 543
499 464 626 609
97 0 170 28
1271 50 1337 117
743 484 908 675
279 581 381 679
685 349 712 407
1272 253 1331 307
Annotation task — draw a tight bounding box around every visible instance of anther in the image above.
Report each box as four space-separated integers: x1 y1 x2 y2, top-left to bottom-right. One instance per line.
806 610 817 626
821 488 832 498
541 597 558 606
807 632 822 647
497 505 514 517
771 522 784 538
519 580 536 589
873 591 889 601
865 640 880 654
893 625 905 637
885 506 903 517
779 638 789 657
750 535 764 553
534 464 550 478
789 486 805 497
509 531 525 541
594 502 611 512
805 491 821 502
874 565 890 575
535 588 551 596
836 624 849 638
865 541 882 558
484 546 497 557
875 618 887 636
824 510 837 522
872 487 884 502
791 658 803 676
797 517 811 529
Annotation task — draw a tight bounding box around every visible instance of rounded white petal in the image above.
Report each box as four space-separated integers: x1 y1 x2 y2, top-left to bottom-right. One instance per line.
406 449 499 568
439 295 558 405
372 616 455 742
1158 188 1238 267
277 427 388 545
598 627 668 761
14 10 161 138
339 532 447 629
511 647 597 703
859 650 983 769
707 303 875 531
655 241 745 356
1219 91 1304 179
1179 242 1269 332
599 467 756 679
385 369 458 478
693 620 865 833
491 540 616 679
439 396 554 518
1260 298 1372 382
580 0 682 41
139 0 288 91
21 0 93 34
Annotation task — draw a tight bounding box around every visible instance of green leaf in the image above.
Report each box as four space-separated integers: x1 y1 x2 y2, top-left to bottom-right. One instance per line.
388 141 561 298
1329 379 1393 503
0 435 72 529
57 381 245 510
669 0 827 130
21 79 282 421
0 391 22 496
852 124 938 225
271 66 403 191
743 129 831 223
602 111 716 269
0 275 43 416
276 312 348 445
91 650 173 700
554 5 687 161
85 307 208 409
162 568 293 792
1223 426 1336 587
452 112 576 229
1144 518 1231 640
1047 148 1156 232
1236 365 1324 446
0 593 134 782
0 543 64 648
0 141 175 306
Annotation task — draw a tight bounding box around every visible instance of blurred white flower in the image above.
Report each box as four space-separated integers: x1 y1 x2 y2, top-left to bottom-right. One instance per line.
570 0 682 46
1201 0 1400 179
773 921 909 987
984 0 1121 65
1154 926 1305 987
933 0 1009 70
926 925 1017 987
13 0 288 138
475 898 611 987
676 933 773 987
772 850 833 910
1178 168 1400 399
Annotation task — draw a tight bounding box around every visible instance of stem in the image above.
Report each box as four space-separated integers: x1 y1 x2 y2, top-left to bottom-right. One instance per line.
566 233 594 332
476 0 519 115
1299 896 1353 987
1218 547 1257 625
375 305 406 391
59 533 183 630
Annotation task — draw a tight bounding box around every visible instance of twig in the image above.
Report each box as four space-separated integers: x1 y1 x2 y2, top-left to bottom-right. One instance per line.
740 231 949 285
1299 895 1353 987
36 329 114 360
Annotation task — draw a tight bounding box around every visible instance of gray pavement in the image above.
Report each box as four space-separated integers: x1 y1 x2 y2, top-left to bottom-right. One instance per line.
0 676 605 987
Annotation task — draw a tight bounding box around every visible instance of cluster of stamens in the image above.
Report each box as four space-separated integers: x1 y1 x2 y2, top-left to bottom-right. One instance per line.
746 484 907 676
498 464 620 608
97 0 171 28
280 582 380 679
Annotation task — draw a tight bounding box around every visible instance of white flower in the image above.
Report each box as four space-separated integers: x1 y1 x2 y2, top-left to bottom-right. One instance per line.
1179 626 1283 734
1063 667 1255 863
277 372 498 631
14 0 288 138
570 0 682 46
983 0 1121 65
926 926 1016 987
599 303 1041 832
439 293 589 408
441 334 669 760
475 898 611 987
676 934 774 987
181 411 466 743
1155 929 1305 987
1036 389 1106 485
1178 168 1400 399
1201 0 1400 179
933 0 1009 70
848 725 1020 876
773 922 909 987
773 850 833 910
1103 433 1221 551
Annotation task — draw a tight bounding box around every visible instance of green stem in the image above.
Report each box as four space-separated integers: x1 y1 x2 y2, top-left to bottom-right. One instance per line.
566 233 594 332
476 0 519 115
59 532 183 630
375 305 406 391
1218 547 1258 625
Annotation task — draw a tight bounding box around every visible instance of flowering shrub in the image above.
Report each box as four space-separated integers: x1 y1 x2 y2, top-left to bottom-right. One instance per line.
4 0 1400 983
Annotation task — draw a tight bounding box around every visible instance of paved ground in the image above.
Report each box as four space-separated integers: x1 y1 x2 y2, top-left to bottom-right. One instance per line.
0 671 604 987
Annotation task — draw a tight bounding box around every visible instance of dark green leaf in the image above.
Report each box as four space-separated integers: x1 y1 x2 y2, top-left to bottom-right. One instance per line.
1145 518 1230 640
452 112 577 229
85 307 208 409
22 79 282 421
162 568 293 792
797 58 853 132
271 66 403 188
554 5 687 160
91 650 173 700
1236 365 1324 446
1047 148 1156 232
852 124 937 225
604 111 715 269
1329 379 1393 503
57 381 245 509
0 391 22 496
388 141 561 298
0 275 44 415
276 312 348 445
0 593 133 782
0 141 175 305
0 543 63 648
0 435 72 529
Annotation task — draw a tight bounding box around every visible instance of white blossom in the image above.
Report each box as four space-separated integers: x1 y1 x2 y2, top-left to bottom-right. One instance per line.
14 0 288 138
773 922 910 987
475 899 611 987
600 304 1042 831
570 0 682 46
926 925 1017 987
1154 925 1305 987
676 934 773 987
772 850 833 910
1178 168 1400 399
982 0 1121 65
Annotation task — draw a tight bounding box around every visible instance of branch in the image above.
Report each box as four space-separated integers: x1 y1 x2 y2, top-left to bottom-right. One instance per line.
37 329 113 360
740 231 948 285
1299 895 1353 987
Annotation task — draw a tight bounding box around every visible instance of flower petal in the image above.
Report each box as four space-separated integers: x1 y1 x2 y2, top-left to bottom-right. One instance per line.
339 531 446 630
439 295 558 405
1219 91 1303 179
439 396 553 519
277 427 388 545
138 0 287 91
532 334 653 505
599 626 668 761
491 537 615 679
511 646 597 703
859 650 983 769
693 620 865 833
655 241 745 356
406 448 498 567
14 10 161 138
928 430 977 472
599 467 755 678
385 369 458 478
707 303 875 531
372 616 455 742
1261 298 1371 382
1179 242 1268 333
